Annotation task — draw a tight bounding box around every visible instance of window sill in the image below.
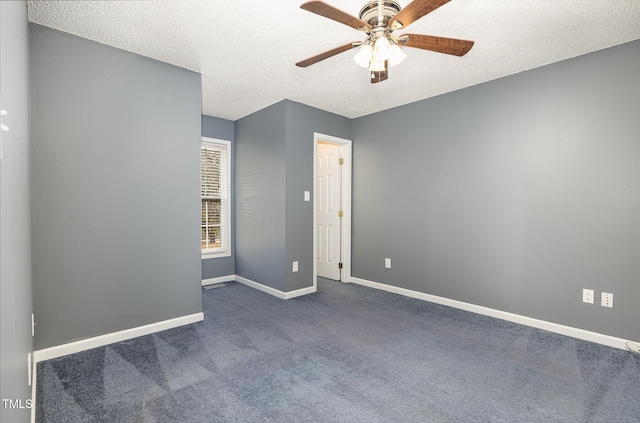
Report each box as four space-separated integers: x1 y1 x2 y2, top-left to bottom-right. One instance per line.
202 251 231 260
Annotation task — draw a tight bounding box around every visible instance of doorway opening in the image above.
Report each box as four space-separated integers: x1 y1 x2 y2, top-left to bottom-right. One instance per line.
313 133 352 287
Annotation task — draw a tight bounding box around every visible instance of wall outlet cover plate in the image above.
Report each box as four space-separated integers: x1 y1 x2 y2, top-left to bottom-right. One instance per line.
582 289 594 304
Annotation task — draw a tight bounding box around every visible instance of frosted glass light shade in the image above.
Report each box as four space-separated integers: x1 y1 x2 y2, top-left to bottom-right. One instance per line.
388 43 407 67
369 59 386 72
353 44 373 68
372 36 391 61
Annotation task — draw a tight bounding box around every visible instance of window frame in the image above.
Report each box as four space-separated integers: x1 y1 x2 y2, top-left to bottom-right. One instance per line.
201 137 231 259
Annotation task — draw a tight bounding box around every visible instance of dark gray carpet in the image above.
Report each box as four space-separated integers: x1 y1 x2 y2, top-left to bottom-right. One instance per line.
36 278 640 422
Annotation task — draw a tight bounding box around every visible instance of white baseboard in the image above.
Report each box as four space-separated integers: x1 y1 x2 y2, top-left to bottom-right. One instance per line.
349 276 634 351
202 275 235 286
33 312 204 363
234 275 316 300
234 275 287 299
283 285 317 299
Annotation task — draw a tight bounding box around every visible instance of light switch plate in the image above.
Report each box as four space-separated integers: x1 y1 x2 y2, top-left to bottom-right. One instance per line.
304 191 310 201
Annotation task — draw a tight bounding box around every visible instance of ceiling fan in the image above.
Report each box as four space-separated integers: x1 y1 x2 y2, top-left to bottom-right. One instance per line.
296 0 474 83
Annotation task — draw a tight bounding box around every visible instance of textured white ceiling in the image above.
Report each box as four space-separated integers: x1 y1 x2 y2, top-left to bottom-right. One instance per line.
27 0 640 120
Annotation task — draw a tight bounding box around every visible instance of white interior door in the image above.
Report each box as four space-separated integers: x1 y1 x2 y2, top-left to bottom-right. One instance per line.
316 142 342 280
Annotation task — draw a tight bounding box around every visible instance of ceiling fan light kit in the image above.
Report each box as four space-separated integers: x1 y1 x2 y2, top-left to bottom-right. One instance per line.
296 0 474 83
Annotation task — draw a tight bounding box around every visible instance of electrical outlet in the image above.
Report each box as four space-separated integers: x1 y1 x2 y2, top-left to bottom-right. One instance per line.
601 292 613 308
582 289 594 304
292 261 299 272
385 258 391 269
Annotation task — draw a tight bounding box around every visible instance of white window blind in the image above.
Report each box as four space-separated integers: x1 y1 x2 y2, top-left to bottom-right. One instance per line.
201 139 230 256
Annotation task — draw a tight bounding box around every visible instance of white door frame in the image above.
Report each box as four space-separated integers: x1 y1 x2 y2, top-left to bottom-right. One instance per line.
313 132 352 286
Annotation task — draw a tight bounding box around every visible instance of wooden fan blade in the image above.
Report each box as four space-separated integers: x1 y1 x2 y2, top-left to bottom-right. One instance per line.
371 61 389 84
402 34 474 56
296 43 358 68
301 1 372 32
388 0 451 30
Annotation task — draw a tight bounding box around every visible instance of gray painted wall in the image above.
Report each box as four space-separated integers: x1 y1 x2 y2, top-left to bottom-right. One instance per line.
284 101 352 291
351 40 640 341
0 2 33 422
201 115 235 279
235 100 352 293
235 102 287 291
30 24 203 349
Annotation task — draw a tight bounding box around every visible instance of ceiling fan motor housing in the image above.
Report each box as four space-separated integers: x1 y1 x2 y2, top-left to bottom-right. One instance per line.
359 0 401 27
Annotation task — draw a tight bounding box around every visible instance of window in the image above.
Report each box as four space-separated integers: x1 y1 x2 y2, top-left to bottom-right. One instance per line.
201 138 231 258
